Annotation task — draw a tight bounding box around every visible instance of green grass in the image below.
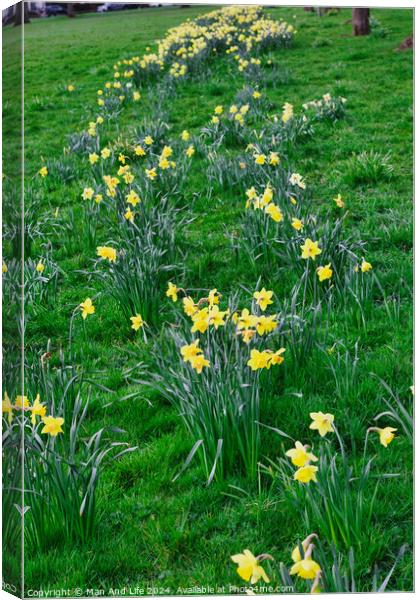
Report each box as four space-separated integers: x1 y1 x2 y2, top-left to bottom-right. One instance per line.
2 5 413 594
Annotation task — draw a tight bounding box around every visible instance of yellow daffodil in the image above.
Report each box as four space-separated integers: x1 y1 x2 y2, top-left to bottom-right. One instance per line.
145 167 157 180
186 145 195 158
253 90 261 99
286 441 318 468
290 559 321 579
301 239 322 261
240 329 256 344
30 394 46 426
159 158 170 170
361 259 373 273
214 105 223 115
67 84 75 92
161 145 173 158
265 203 283 223
183 296 198 317
269 152 280 166
237 308 259 331
134 145 146 156
309 411 334 437
101 147 111 159
231 550 270 584
209 305 227 329
181 129 190 141
294 464 319 484
369 426 397 447
270 348 286 366
261 186 273 206
247 349 271 371
144 135 154 145
39 166 48 178
190 354 210 374
181 340 202 362
133 90 141 101
80 298 95 320
124 207 135 222
191 307 211 334
97 246 117 263
2 392 13 424
316 263 333 282
126 190 141 206
2 261 7 273
291 218 303 231
89 153 99 165
41 415 64 437
255 153 266 165
378 426 397 447
95 194 103 204
208 288 219 306
166 282 178 302
36 261 45 273
253 288 273 311
256 315 277 335
130 314 144 331
334 194 345 208
15 396 29 409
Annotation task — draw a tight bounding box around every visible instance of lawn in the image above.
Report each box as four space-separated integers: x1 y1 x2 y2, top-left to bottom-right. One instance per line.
2 4 413 595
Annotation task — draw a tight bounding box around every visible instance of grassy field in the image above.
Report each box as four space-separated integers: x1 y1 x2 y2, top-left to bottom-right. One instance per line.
2 4 413 594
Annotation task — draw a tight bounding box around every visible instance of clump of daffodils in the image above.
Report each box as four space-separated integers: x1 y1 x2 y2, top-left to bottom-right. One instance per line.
2 392 64 436
245 184 284 224
166 283 286 372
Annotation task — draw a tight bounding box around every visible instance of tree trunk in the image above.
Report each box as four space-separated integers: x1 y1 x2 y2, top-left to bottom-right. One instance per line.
352 8 370 36
14 2 30 26
67 3 76 18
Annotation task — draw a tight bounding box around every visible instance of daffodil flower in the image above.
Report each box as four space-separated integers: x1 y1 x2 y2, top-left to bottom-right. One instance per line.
80 298 95 320
290 558 321 579
30 394 46 426
166 282 178 302
294 465 319 484
231 550 270 584
97 246 117 263
316 263 333 282
2 392 13 424
130 314 144 331
368 426 397 447
253 288 274 311
41 415 64 437
301 239 322 260
309 411 334 437
286 442 318 468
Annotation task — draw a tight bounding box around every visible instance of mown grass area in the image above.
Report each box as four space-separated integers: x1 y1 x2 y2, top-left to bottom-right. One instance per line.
3 5 413 593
